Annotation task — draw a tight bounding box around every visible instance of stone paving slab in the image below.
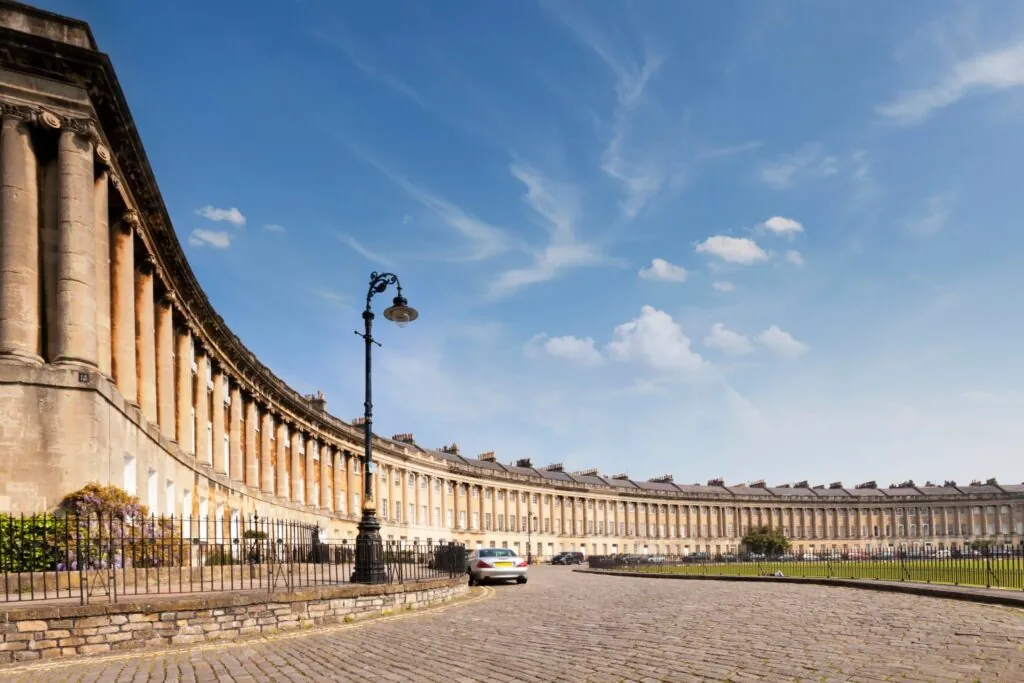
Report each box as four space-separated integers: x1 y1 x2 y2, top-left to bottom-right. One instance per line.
578 568 1024 608
1 566 1022 682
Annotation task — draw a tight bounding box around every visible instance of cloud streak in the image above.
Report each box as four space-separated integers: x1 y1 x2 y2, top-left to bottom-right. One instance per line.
878 42 1024 124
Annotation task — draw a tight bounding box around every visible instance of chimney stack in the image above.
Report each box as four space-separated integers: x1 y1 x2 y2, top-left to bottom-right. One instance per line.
391 433 415 444
478 451 496 462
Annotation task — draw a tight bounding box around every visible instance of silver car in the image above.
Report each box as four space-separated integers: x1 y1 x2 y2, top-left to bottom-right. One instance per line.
467 548 528 586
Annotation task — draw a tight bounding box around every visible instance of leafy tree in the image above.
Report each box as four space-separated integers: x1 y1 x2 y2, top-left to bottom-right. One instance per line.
742 525 791 557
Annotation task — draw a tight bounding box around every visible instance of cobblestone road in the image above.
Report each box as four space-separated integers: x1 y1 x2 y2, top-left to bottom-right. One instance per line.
2 567 1022 682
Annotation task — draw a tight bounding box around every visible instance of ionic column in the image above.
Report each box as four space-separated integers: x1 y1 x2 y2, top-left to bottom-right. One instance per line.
260 410 274 493
211 369 227 474
155 292 175 439
0 112 41 362
244 398 259 488
93 163 111 377
134 258 157 422
229 383 242 480
194 350 210 465
275 421 288 498
332 449 344 513
320 444 333 511
346 453 357 515
54 124 97 367
111 215 137 400
305 435 317 507
290 430 303 503
174 324 193 454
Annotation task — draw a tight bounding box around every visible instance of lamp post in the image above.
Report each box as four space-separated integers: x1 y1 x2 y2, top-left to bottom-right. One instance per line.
350 272 418 584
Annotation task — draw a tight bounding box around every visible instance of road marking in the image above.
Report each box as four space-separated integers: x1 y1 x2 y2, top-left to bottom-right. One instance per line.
1 584 493 674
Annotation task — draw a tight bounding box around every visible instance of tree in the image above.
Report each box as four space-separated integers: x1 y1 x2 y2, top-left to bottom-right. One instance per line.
742 525 791 557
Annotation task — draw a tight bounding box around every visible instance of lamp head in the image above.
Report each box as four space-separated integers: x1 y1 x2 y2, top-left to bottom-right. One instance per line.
383 294 418 328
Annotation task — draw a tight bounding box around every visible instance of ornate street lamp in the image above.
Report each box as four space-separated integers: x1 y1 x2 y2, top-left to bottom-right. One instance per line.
351 272 418 583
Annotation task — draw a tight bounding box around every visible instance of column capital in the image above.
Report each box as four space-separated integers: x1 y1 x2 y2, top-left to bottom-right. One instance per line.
0 102 37 123
137 254 155 275
118 209 141 233
160 290 177 308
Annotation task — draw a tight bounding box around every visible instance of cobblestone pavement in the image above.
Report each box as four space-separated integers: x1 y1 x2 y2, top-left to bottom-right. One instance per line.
2 567 1023 682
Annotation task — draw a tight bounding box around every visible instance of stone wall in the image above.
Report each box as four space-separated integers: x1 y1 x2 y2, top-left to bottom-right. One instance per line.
0 577 467 665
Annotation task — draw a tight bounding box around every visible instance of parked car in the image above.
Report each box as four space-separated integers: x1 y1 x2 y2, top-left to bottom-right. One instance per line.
551 552 585 565
467 548 528 586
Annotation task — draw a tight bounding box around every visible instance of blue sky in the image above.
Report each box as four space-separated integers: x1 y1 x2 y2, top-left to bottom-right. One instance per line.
43 0 1024 486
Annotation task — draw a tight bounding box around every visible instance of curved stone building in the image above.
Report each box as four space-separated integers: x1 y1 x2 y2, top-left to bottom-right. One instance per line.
0 2 1021 558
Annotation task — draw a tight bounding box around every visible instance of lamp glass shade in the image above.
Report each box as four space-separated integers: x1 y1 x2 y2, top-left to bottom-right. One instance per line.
383 300 418 328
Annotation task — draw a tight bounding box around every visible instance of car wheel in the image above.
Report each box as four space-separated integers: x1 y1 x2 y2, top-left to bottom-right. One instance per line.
516 576 527 585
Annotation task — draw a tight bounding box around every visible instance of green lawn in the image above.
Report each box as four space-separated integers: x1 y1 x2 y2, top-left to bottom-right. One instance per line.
617 559 1024 590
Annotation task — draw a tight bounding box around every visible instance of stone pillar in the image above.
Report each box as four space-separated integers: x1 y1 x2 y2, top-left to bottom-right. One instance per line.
134 258 157 422
275 422 288 498
332 450 344 513
111 215 137 400
0 113 41 362
174 324 193 453
290 430 303 503
155 293 175 439
304 436 317 507
211 369 227 474
346 453 356 516
244 397 258 488
260 410 274 494
93 166 111 377
194 350 210 465
320 444 333 511
54 125 97 367
229 384 242 480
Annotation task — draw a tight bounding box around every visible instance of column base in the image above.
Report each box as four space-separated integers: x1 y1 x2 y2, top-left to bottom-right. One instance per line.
351 510 387 584
0 350 44 366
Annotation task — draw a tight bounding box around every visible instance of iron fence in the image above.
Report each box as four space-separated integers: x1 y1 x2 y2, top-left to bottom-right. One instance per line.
587 547 1024 590
0 513 466 604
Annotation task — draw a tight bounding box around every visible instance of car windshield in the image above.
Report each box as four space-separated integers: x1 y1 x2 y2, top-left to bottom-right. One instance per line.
478 549 515 558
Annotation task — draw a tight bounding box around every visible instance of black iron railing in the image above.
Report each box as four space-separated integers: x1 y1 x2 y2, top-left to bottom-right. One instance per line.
587 547 1024 590
0 513 466 604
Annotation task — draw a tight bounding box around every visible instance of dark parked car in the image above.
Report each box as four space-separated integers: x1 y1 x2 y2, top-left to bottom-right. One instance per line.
551 551 585 565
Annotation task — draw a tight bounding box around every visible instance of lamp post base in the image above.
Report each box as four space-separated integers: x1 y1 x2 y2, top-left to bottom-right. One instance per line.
351 510 387 584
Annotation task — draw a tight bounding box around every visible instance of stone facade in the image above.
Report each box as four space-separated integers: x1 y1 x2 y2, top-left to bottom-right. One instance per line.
0 577 465 665
0 2 1022 558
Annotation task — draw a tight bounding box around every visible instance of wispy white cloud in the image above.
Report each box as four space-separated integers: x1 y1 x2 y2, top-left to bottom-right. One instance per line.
545 4 678 220
308 288 352 309
187 229 232 249
704 323 753 356
906 193 955 238
695 236 768 265
698 141 763 161
755 325 809 358
638 258 688 283
712 280 736 292
338 233 395 266
758 144 838 189
785 249 805 266
489 162 611 298
263 224 287 233
524 333 604 366
878 42 1024 125
351 150 512 262
196 206 246 227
